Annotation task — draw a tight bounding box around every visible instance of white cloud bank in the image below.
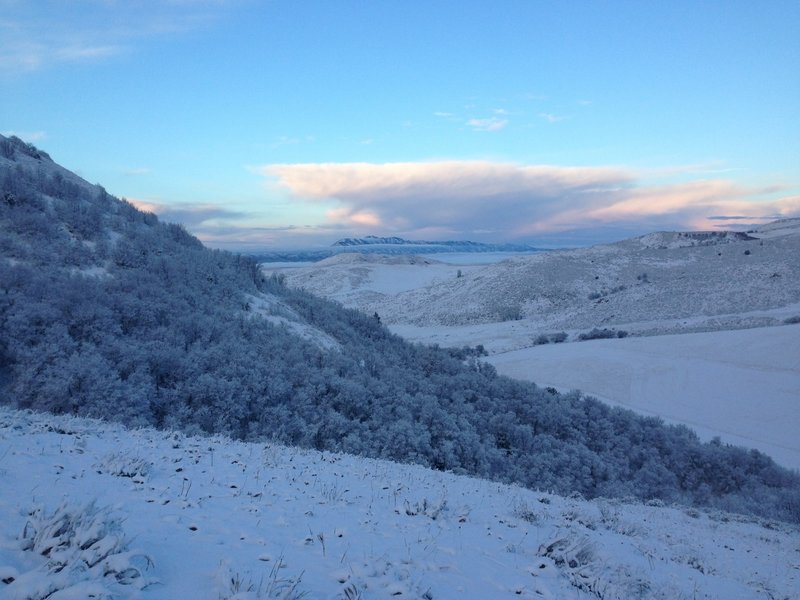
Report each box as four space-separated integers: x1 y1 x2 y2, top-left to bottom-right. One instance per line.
258 161 799 243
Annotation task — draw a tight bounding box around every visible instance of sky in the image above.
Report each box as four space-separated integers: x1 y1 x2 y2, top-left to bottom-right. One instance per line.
2 0 799 249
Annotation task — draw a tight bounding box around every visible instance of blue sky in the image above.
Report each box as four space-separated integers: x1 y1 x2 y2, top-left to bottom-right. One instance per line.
2 0 798 249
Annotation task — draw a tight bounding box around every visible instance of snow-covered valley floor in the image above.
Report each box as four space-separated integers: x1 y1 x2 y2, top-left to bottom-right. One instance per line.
486 324 800 471
1 408 799 599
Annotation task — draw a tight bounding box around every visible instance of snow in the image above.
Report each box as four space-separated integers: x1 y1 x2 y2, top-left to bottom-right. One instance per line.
273 220 800 336
487 325 800 471
268 221 800 474
1 407 798 599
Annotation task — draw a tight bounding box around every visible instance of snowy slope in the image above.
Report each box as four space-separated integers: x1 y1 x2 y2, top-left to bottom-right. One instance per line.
2 407 798 600
272 220 800 338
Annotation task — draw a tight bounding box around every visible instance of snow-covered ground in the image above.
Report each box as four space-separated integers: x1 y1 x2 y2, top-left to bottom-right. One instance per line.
487 324 800 471
2 407 798 599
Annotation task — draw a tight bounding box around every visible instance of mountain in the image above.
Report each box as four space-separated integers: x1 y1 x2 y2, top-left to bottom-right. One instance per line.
1 133 799 524
332 234 539 252
250 236 541 263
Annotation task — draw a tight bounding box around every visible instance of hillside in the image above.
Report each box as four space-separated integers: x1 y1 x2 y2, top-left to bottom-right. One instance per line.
2 134 800 524
2 407 798 599
273 220 800 346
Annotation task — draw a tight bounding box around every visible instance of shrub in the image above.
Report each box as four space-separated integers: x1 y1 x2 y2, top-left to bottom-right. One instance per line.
497 304 523 321
578 328 618 341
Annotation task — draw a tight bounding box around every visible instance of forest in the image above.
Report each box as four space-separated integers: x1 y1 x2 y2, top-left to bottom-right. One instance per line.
1 134 799 523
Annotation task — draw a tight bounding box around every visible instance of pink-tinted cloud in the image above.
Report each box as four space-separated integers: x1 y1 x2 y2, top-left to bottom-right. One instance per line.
258 161 799 243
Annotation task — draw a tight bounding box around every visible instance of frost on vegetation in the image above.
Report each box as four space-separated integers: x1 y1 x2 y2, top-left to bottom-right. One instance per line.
1 501 154 599
215 558 306 600
333 559 433 600
577 327 628 340
538 533 653 599
93 452 151 479
402 496 448 520
532 331 568 345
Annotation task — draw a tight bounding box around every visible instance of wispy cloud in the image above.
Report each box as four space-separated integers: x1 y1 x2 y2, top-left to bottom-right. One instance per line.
466 117 508 132
257 161 800 242
539 112 567 123
0 1 231 73
123 167 151 176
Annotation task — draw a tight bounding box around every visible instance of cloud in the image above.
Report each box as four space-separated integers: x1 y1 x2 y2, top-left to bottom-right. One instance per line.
0 1 231 73
128 199 245 229
466 117 508 132
539 112 566 123
54 44 123 62
123 167 151 176
257 161 800 243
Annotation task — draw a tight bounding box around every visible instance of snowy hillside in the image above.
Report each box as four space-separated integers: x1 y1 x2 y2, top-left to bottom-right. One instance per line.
271 220 800 340
2 407 798 600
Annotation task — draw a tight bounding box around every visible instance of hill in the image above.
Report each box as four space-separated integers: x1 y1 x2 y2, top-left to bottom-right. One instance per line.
274 220 800 344
1 133 799 523
1 407 798 599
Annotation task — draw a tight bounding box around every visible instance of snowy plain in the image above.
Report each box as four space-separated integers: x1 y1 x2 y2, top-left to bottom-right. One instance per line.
487 325 800 471
1 407 798 599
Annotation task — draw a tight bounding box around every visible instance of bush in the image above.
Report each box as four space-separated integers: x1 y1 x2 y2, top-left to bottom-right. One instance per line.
578 328 618 341
497 304 523 321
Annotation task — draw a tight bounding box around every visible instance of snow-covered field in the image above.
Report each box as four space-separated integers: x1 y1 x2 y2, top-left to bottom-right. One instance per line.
2 407 798 599
487 324 800 471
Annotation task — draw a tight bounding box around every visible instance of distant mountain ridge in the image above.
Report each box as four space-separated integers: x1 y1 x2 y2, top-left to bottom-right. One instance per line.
332 234 538 251
253 236 541 263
